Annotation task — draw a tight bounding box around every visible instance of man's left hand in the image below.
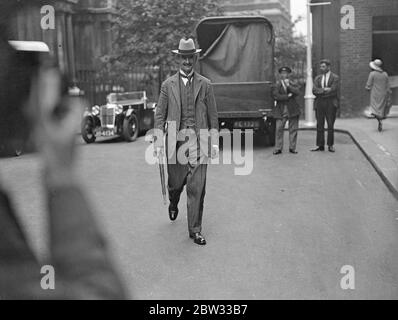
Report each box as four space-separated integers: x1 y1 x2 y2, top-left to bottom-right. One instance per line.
211 145 219 159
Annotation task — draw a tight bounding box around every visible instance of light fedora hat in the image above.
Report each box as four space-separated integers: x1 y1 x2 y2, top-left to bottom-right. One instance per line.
370 59 383 72
172 38 202 55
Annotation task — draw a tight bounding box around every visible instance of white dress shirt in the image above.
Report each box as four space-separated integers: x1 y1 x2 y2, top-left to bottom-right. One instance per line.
322 71 331 88
179 69 194 86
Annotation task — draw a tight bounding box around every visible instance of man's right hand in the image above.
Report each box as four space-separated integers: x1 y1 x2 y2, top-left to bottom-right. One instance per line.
154 146 165 159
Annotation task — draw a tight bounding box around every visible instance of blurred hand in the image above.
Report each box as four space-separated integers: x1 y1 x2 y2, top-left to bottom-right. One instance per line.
211 145 219 159
29 67 85 186
154 146 164 159
324 87 332 93
288 93 293 98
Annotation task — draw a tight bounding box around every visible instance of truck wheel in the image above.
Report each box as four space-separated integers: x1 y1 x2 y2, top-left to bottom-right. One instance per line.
123 114 139 142
82 117 96 144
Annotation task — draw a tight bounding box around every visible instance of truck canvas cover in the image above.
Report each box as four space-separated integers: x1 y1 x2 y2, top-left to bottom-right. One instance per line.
196 17 273 83
195 16 275 118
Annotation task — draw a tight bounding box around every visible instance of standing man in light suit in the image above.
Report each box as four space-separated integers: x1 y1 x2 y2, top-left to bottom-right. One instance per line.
311 59 340 153
154 38 219 246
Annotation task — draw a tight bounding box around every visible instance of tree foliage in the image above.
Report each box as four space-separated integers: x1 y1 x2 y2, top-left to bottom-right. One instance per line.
111 0 222 69
274 18 306 79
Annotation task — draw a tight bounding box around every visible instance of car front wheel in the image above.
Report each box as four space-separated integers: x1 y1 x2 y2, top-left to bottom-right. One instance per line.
123 114 139 142
82 117 96 144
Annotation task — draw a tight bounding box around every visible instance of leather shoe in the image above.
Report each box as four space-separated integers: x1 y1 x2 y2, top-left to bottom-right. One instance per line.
273 150 282 155
311 147 325 152
168 204 178 221
190 232 206 245
328 146 336 153
289 149 298 154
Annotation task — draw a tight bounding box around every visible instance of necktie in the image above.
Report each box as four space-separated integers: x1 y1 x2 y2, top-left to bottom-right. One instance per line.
180 70 193 83
282 80 287 93
324 74 329 88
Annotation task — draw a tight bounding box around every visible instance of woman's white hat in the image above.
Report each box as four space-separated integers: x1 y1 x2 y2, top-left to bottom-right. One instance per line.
369 59 383 72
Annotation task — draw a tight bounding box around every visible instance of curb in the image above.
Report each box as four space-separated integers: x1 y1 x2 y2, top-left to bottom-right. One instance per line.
297 126 398 201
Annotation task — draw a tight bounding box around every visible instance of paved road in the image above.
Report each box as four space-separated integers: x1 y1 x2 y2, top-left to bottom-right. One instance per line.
1 131 397 299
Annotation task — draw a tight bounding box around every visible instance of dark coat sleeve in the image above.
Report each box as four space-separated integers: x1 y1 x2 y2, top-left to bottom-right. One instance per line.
313 75 324 96
287 82 301 96
46 185 127 299
0 185 127 300
325 74 339 98
154 81 168 132
272 82 289 101
205 80 219 146
313 74 339 98
0 190 42 299
154 81 169 149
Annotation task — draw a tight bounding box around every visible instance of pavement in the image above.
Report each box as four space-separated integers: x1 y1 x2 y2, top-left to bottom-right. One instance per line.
300 107 398 201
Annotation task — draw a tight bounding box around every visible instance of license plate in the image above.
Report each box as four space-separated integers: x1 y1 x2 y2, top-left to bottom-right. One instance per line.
234 121 259 129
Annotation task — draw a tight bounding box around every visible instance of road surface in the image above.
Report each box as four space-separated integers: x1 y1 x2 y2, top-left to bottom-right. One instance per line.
0 131 397 299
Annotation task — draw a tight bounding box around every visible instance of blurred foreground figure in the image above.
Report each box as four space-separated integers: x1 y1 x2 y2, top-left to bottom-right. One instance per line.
0 1 126 299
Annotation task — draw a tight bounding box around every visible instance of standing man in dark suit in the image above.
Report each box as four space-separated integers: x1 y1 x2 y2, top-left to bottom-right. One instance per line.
154 38 219 246
272 67 301 155
311 59 340 153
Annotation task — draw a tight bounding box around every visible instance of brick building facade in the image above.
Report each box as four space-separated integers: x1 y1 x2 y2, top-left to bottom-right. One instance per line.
312 0 398 117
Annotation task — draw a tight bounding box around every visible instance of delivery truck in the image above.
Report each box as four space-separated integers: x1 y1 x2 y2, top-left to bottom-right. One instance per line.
195 16 276 145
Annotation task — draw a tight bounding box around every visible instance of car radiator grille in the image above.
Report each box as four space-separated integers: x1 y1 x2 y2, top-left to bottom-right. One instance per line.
100 106 116 128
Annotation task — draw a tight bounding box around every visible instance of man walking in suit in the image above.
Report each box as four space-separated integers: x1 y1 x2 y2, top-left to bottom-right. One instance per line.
311 59 339 153
272 67 301 155
154 38 219 246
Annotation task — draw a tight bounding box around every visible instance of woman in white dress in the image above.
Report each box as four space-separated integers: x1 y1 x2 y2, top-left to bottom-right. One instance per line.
366 59 392 132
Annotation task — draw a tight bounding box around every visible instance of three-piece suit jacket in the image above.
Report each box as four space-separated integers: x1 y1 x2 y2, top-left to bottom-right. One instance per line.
154 72 219 158
313 72 340 109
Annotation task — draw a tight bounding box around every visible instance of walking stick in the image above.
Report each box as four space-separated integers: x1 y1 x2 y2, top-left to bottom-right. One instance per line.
157 128 167 206
158 152 167 205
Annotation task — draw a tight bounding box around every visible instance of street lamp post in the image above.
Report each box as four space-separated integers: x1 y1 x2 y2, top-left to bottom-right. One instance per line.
304 0 331 127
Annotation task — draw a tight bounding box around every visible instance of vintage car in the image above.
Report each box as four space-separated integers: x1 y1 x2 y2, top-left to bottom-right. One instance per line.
81 91 155 143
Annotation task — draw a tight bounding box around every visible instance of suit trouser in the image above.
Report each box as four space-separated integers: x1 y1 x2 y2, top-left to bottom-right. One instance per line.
316 99 337 147
275 116 299 151
167 137 208 235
